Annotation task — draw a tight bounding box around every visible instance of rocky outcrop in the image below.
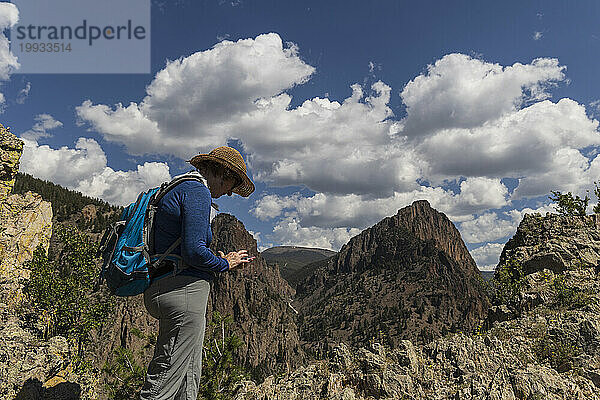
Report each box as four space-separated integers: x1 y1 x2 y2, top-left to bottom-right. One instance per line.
0 192 52 281
0 126 86 398
235 320 600 400
295 200 489 352
209 214 305 378
80 204 97 223
0 123 23 201
236 212 600 400
499 213 600 275
0 191 57 400
0 126 51 283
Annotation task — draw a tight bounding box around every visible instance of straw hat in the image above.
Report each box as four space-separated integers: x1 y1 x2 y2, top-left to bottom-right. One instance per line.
187 146 255 197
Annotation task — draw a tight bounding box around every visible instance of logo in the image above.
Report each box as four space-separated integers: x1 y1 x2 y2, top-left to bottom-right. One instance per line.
15 19 147 46
11 0 150 74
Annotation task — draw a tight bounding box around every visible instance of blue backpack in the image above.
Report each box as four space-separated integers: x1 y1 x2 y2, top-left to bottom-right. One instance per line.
97 171 207 296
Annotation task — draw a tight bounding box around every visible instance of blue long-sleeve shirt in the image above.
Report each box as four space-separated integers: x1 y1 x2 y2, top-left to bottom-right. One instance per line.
153 180 229 280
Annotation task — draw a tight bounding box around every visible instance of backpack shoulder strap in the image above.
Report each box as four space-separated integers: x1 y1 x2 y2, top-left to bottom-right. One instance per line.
145 171 209 262
151 171 208 205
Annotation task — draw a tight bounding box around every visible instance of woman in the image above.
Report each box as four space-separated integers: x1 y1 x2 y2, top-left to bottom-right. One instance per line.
140 146 255 400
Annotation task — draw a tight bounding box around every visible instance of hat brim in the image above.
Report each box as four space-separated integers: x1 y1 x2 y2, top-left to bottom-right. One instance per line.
188 154 255 197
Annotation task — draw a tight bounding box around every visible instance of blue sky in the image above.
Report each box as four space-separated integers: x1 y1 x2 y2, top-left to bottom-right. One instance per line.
2 0 600 270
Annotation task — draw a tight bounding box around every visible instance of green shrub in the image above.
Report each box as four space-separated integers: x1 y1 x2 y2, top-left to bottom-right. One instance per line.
532 334 579 372
199 312 249 400
552 275 593 309
549 191 588 216
24 224 115 365
491 257 525 307
102 328 157 399
102 346 146 399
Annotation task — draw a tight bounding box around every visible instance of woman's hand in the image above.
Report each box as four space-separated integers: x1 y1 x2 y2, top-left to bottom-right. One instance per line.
218 250 255 269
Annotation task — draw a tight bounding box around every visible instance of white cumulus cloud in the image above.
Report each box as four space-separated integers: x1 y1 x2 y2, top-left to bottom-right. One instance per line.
71 38 600 251
454 178 508 213
21 114 63 141
271 216 361 251
459 212 520 244
420 99 600 187
0 2 20 104
73 161 171 206
19 136 171 206
470 243 504 271
459 204 557 244
400 54 565 137
76 33 315 157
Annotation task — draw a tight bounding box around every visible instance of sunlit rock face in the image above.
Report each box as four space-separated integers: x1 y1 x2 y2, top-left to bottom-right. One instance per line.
498 212 600 276
0 124 65 399
0 123 23 202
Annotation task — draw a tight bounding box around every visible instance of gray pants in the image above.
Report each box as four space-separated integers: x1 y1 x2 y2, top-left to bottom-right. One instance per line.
140 275 210 400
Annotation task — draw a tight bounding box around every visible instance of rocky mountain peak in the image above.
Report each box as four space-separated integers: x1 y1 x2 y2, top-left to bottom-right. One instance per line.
331 199 480 277
296 201 489 352
394 200 477 268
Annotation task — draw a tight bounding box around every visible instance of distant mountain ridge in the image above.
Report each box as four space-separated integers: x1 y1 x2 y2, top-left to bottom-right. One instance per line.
261 246 336 288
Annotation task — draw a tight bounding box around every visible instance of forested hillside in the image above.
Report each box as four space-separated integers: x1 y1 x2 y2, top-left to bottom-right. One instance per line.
13 172 122 232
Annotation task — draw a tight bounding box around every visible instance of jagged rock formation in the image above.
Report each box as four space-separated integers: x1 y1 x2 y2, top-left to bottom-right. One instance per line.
208 214 306 378
235 324 600 399
499 213 600 275
0 126 89 399
0 191 57 399
0 123 23 201
0 191 52 280
235 212 600 400
295 200 489 352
